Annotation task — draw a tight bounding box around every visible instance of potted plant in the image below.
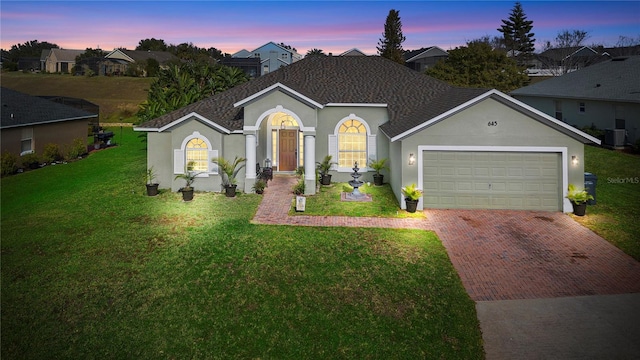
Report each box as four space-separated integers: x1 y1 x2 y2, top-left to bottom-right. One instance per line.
174 161 200 201
368 157 389 186
316 155 336 186
145 166 159 196
566 183 594 216
212 156 246 197
252 179 267 194
401 183 423 213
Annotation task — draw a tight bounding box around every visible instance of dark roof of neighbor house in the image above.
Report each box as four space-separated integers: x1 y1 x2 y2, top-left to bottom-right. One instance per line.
403 46 448 62
511 56 640 103
0 87 97 129
48 49 85 62
137 56 487 138
119 50 179 64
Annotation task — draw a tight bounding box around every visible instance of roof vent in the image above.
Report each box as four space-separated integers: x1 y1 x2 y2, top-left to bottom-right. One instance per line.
596 83 601 87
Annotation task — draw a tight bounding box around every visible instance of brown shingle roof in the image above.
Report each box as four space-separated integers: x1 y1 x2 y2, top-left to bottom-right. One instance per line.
138 56 487 138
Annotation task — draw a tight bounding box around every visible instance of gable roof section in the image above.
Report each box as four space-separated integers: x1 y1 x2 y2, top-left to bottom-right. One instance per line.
388 89 600 144
48 49 84 62
404 46 448 62
1 87 97 129
105 49 178 64
339 48 367 56
511 56 640 103
136 56 471 134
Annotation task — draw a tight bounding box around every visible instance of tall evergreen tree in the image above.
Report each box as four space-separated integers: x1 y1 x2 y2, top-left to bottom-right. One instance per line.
377 9 406 64
498 2 535 64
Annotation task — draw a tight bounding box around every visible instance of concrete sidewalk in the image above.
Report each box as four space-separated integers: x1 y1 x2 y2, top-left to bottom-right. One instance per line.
477 293 640 359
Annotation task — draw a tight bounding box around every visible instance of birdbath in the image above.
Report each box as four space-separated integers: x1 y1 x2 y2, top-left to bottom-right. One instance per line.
347 161 365 199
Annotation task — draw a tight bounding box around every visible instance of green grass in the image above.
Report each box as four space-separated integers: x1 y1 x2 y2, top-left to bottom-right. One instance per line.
1 128 484 359
574 145 640 260
294 182 425 218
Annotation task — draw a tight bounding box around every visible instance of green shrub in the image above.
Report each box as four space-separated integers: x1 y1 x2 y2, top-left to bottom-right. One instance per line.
293 179 305 195
580 125 604 140
633 138 640 154
65 138 87 160
42 143 62 163
1 152 19 176
20 152 40 169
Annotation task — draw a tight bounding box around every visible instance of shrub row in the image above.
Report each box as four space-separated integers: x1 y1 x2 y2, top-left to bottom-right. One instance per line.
1 138 88 177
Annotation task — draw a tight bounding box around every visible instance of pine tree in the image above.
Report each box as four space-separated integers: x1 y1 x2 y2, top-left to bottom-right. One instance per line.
498 2 535 64
377 9 406 64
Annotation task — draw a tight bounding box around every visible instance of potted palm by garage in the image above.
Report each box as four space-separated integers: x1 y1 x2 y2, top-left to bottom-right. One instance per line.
368 157 388 186
212 156 246 197
145 166 159 196
401 183 423 213
174 161 201 201
316 155 336 186
566 183 594 216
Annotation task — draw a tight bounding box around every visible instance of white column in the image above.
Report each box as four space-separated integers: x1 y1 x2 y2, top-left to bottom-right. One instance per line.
245 134 256 179
304 134 316 195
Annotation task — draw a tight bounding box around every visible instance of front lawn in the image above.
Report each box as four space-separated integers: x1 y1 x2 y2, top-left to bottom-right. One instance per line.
576 145 640 260
1 128 483 359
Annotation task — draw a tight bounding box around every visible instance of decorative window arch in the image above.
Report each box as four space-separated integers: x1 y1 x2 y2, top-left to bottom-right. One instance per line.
174 131 218 175
329 115 376 171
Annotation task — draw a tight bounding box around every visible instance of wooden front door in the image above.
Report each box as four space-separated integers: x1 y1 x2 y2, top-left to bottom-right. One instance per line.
279 129 297 171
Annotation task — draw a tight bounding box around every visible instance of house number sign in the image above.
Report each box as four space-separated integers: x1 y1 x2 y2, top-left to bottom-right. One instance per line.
487 121 498 126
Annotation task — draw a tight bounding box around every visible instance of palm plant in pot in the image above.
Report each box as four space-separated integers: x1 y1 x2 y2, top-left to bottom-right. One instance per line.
174 161 200 201
368 157 389 186
252 179 267 194
566 183 594 216
316 155 336 186
145 166 159 196
212 156 246 197
401 183 423 213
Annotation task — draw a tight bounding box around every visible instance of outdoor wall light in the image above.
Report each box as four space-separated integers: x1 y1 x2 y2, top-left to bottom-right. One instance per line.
571 155 578 165
408 153 416 165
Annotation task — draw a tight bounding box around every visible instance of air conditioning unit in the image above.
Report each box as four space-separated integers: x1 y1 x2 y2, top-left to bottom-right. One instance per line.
604 129 626 147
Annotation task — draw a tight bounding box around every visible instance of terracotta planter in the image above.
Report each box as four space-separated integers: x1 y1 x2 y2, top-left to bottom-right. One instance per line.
571 201 587 216
146 183 159 196
405 199 419 213
373 174 384 186
225 184 237 197
181 188 194 201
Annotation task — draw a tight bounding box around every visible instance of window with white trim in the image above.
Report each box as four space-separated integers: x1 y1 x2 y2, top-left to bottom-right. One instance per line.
174 132 218 175
20 128 34 155
329 116 376 171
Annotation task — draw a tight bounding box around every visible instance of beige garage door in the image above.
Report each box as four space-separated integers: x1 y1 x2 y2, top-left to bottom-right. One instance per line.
422 151 561 211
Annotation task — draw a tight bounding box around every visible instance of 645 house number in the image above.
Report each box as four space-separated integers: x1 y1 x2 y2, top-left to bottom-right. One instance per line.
487 121 498 126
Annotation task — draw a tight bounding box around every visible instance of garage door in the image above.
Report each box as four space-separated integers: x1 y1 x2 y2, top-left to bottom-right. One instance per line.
422 151 561 211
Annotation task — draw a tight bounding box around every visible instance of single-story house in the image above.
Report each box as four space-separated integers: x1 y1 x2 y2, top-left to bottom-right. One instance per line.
1 87 98 157
404 46 449 72
134 56 599 212
512 56 640 147
41 48 85 73
104 49 179 76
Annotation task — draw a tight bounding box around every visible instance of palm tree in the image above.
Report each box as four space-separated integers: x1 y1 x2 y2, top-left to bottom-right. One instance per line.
306 48 326 57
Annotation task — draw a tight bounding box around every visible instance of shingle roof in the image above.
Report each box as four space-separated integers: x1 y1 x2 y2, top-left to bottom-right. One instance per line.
137 56 487 138
49 49 85 62
0 87 97 129
121 50 179 64
511 56 640 103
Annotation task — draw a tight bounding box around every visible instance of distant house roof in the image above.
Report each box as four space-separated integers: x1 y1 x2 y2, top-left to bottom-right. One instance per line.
339 48 367 56
404 46 449 63
537 46 598 61
0 87 98 129
135 56 487 138
47 49 85 62
232 42 301 58
511 56 640 103
105 49 179 64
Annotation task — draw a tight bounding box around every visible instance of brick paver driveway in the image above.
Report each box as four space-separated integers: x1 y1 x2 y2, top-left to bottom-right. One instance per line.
428 209 640 301
254 176 640 301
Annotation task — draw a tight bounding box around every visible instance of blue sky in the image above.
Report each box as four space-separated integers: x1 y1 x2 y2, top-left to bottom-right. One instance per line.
1 1 638 54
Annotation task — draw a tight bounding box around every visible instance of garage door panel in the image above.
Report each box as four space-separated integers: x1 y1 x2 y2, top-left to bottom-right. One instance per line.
423 151 561 211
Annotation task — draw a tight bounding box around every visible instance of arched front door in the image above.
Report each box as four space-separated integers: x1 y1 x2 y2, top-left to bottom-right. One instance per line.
269 112 303 172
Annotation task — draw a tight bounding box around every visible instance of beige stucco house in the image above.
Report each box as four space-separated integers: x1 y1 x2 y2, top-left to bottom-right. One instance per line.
134 56 599 212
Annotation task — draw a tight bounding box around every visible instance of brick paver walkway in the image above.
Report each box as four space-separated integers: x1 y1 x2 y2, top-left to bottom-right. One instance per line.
253 175 640 301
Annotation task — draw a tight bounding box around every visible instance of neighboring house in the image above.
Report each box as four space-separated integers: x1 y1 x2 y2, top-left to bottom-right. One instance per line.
134 56 599 213
403 46 449 72
220 57 261 78
232 42 302 75
512 56 640 147
41 48 85 73
75 57 128 76
1 87 98 158
339 48 367 56
104 49 179 76
17 57 40 72
527 46 604 76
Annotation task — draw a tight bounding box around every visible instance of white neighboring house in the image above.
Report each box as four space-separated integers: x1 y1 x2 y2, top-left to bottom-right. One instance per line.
232 42 302 76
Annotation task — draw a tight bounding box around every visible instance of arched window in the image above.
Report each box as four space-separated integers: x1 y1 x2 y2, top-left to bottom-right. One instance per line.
330 115 375 171
186 138 208 172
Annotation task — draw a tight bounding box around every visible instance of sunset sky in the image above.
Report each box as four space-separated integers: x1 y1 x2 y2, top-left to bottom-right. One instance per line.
1 1 639 55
